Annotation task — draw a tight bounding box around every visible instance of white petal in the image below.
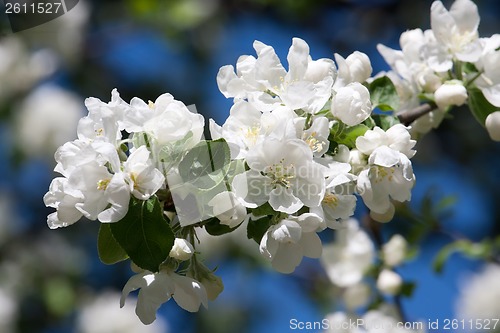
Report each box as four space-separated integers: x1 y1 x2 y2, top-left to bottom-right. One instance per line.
269 187 303 214
300 232 322 258
171 275 208 312
286 37 309 82
450 0 479 35
217 65 240 98
431 1 456 46
482 85 500 108
271 242 303 274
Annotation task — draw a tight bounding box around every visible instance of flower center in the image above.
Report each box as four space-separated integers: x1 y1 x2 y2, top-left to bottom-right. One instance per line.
243 125 260 146
322 193 339 207
97 179 110 191
304 132 325 153
371 166 396 183
265 158 295 188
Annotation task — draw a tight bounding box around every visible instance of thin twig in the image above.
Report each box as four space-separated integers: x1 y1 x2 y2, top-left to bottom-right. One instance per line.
397 103 436 126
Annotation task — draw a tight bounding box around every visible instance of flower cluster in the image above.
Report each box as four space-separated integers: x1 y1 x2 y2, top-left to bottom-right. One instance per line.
42 0 500 325
212 37 417 274
377 0 500 138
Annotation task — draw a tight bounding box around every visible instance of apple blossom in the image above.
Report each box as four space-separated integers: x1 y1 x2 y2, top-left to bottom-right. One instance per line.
376 269 403 296
382 234 408 267
333 51 372 89
331 82 372 126
121 268 208 325
259 213 323 273
232 137 325 214
456 264 500 321
433 80 468 110
321 219 375 287
207 191 247 228
217 38 336 114
169 238 195 261
430 0 481 63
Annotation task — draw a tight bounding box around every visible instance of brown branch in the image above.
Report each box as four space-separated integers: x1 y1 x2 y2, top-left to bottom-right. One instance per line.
397 103 437 126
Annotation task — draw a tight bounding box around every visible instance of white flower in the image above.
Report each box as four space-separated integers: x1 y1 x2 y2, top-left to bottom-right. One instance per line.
123 146 165 200
0 37 56 104
433 80 468 110
77 291 167 333
186 262 224 301
310 161 357 228
355 125 416 222
127 94 204 148
260 213 323 273
356 124 416 159
44 177 84 229
321 219 375 287
44 140 131 227
343 282 371 310
169 238 195 261
485 111 500 141
376 269 403 295
474 36 500 107
121 269 208 325
456 264 500 321
334 51 372 89
232 137 325 214
79 88 129 145
209 100 297 159
217 38 336 114
298 116 330 157
382 234 408 267
331 82 372 126
15 85 84 157
430 0 482 63
356 146 415 222
207 191 247 228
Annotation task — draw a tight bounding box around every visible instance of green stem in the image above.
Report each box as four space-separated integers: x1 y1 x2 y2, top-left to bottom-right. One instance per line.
465 71 483 88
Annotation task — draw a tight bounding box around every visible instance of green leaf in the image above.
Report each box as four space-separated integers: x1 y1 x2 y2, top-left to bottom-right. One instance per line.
433 239 492 274
468 87 500 126
369 76 400 111
335 124 369 148
110 197 174 272
251 202 275 217
372 114 400 131
247 216 273 244
178 139 231 182
97 223 129 265
204 217 242 236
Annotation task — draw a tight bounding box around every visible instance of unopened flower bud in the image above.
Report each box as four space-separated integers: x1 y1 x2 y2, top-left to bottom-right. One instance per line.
382 234 408 267
331 82 372 126
169 238 194 261
345 51 372 83
485 111 500 141
434 80 467 110
377 269 403 295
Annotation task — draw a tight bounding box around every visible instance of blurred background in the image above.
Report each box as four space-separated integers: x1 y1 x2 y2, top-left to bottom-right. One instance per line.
0 0 499 332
